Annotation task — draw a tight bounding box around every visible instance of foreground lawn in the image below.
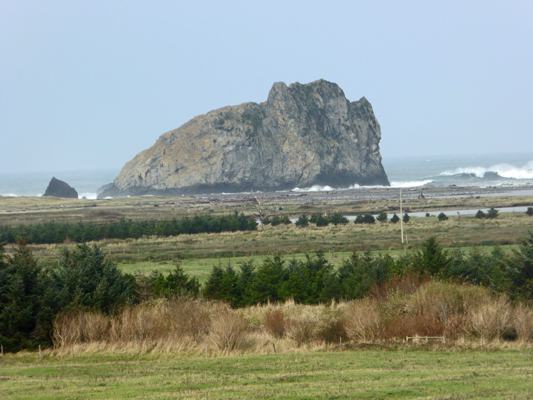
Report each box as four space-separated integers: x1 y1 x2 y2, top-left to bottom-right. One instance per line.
1 349 533 399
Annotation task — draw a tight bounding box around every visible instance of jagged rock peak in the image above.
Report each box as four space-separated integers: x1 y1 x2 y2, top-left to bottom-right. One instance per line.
100 79 389 198
43 177 78 199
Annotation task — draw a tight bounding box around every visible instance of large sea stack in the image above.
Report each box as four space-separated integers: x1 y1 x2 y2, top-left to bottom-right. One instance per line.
100 79 389 198
43 177 78 199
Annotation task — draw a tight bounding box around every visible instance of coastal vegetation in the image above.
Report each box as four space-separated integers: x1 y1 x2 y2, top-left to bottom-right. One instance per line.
2 231 533 353
2 194 533 399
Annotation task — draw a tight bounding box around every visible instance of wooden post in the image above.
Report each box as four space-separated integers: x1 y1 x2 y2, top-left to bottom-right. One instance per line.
206 344 208 358
272 342 276 354
1 344 3 357
71 345 74 359
39 345 42 361
400 190 404 244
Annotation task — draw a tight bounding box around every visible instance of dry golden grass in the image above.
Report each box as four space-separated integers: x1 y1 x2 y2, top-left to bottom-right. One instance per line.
50 282 533 358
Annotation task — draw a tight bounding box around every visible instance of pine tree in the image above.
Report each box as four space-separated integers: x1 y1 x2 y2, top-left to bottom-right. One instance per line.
376 211 388 223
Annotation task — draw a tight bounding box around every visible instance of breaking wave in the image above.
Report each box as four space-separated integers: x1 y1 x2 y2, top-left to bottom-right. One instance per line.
389 180 433 188
440 161 533 180
291 185 335 192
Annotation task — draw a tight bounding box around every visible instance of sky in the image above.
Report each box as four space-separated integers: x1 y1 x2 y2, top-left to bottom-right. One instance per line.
1 0 532 174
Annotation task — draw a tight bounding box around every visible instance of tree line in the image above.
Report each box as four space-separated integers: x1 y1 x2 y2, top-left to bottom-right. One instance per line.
0 212 257 244
202 233 533 307
3 232 533 351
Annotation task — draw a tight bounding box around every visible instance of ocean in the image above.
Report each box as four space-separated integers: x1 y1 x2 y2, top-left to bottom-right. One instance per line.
1 152 532 198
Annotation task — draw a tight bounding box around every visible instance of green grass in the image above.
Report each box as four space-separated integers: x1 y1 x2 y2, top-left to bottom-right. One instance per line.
117 245 521 283
2 349 533 399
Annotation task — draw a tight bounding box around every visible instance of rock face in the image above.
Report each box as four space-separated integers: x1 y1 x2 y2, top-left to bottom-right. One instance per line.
43 177 78 199
100 79 389 198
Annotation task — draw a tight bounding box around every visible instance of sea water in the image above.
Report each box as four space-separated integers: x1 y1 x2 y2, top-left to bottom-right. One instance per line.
293 152 533 192
1 152 532 198
0 168 119 199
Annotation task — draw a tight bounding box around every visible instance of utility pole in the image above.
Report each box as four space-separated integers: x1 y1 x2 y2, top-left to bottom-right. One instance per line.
400 189 404 244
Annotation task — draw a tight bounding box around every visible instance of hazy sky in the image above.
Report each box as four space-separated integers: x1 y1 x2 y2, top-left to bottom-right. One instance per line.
1 0 532 173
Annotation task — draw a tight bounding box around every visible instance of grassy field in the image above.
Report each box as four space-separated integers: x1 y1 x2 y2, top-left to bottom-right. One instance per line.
8 209 531 278
1 349 533 399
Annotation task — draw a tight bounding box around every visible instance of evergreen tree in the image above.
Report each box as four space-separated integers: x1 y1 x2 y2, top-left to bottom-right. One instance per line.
390 213 400 223
295 214 309 227
487 207 499 219
402 213 410 223
270 216 282 226
413 236 450 276
153 264 200 298
475 210 486 219
247 255 285 304
438 212 448 221
376 210 388 223
0 241 55 351
53 244 135 313
509 232 533 300
363 214 375 224
281 216 292 225
329 212 348 226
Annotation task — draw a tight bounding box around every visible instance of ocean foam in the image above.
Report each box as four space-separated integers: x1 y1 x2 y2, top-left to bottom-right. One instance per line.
291 185 335 192
390 180 433 188
440 161 533 180
78 192 98 200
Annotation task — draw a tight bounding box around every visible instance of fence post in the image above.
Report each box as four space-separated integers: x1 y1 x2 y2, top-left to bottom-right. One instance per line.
1 344 3 358
39 345 42 362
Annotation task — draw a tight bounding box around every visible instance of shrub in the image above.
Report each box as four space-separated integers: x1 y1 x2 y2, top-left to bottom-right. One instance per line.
526 207 533 217
390 213 400 224
403 213 410 223
270 216 282 226
475 210 486 219
344 299 381 342
438 212 448 221
376 211 388 223
285 317 316 347
353 214 376 224
329 212 348 226
513 304 533 342
264 310 286 338
466 295 512 341
209 310 247 353
281 216 292 225
295 214 309 227
316 313 347 344
487 207 499 219
426 213 430 217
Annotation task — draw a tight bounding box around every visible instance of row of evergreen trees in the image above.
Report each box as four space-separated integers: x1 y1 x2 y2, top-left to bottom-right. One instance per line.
1 232 533 351
201 233 533 307
0 212 257 245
